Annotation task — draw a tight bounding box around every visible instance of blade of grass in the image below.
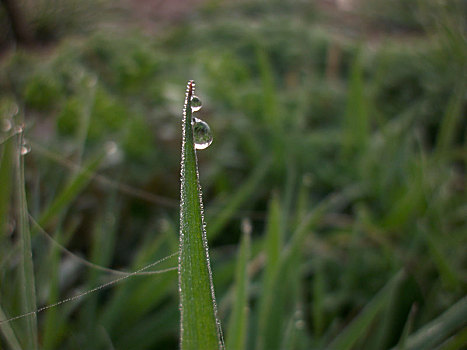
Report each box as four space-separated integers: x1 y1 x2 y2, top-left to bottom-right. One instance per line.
312 261 326 337
326 270 405 350
256 193 284 350
15 131 38 350
435 82 465 158
0 132 13 237
342 49 369 156
226 225 251 350
178 80 223 350
393 295 467 350
0 306 22 350
37 148 107 228
207 156 270 240
436 326 467 350
395 303 418 350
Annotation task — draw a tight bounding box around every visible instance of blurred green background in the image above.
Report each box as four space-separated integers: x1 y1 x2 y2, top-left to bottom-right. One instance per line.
0 0 466 349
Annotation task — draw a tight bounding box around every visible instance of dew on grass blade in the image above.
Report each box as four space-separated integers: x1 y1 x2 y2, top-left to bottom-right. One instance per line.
193 118 213 150
21 143 31 155
191 95 202 112
14 124 24 134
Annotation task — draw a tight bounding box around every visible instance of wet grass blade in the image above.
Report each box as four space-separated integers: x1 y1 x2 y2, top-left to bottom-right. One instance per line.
226 226 251 350
15 132 38 350
394 295 467 350
256 193 283 350
38 149 107 228
327 270 404 350
178 80 223 350
0 306 21 350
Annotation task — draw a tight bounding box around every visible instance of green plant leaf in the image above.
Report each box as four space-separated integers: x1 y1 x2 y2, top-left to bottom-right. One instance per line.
178 80 224 350
226 225 251 350
393 295 467 350
37 147 107 228
327 270 405 350
15 133 38 350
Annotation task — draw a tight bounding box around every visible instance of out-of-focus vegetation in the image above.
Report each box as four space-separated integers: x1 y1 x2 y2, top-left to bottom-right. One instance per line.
0 0 466 349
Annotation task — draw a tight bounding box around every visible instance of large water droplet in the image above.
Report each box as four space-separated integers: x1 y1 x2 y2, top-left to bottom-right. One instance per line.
193 118 212 150
191 96 202 112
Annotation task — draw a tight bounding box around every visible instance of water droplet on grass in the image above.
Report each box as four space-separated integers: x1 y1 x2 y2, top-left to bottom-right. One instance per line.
193 118 212 150
21 143 31 155
14 124 24 133
191 96 202 112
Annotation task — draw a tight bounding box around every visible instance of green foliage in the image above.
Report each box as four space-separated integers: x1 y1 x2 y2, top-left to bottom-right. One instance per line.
0 1 466 349
23 73 61 111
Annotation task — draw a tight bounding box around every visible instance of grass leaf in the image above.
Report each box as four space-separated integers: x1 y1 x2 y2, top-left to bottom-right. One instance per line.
15 132 38 350
226 225 251 350
327 270 405 350
178 80 224 350
395 295 467 350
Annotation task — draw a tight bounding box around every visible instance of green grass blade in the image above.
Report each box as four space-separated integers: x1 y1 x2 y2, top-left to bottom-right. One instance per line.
0 306 22 350
0 133 13 237
312 261 326 337
208 156 270 239
342 49 369 156
178 80 223 350
327 270 405 350
395 303 418 350
226 226 251 350
38 149 106 228
256 193 283 350
15 132 38 350
436 326 467 350
395 296 467 350
435 81 466 159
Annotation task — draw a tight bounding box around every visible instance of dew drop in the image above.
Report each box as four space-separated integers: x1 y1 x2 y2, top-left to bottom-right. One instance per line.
1 118 12 132
14 124 24 134
193 118 213 150
21 143 31 155
191 96 202 112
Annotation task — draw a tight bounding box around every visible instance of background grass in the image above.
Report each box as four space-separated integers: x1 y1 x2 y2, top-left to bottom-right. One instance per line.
0 0 466 349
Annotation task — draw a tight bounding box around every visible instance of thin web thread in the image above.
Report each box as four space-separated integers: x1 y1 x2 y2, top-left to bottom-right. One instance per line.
0 252 178 325
29 213 174 276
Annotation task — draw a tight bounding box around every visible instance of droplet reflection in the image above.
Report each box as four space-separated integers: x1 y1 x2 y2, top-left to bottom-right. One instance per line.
191 96 202 112
193 118 212 150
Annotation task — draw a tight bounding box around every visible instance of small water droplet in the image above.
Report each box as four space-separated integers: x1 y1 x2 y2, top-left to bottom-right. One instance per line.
21 143 31 155
105 141 118 156
1 118 12 132
193 118 212 150
191 96 202 112
14 124 24 133
104 141 122 165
